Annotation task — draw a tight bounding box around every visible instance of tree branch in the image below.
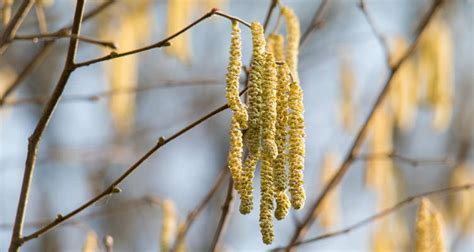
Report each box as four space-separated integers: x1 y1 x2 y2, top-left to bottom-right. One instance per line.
272 183 474 251
210 177 236 252
285 0 444 249
8 1 86 251
299 0 331 47
356 153 453 167
14 32 117 49
0 0 35 54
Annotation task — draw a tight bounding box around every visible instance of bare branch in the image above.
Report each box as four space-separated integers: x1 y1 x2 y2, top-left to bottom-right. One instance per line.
0 0 35 54
356 153 454 167
8 1 87 250
210 177 236 252
285 0 444 249
14 32 117 49
300 0 331 47
272 183 474 251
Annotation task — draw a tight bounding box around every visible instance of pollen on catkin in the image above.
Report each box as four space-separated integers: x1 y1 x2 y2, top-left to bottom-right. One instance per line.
261 52 278 160
228 116 244 193
239 22 266 215
268 34 285 61
415 198 446 252
260 157 275 245
160 199 177 252
288 75 306 209
226 21 248 129
274 62 291 220
281 6 301 80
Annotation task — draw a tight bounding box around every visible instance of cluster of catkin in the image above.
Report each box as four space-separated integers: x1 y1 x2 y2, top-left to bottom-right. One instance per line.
224 6 305 245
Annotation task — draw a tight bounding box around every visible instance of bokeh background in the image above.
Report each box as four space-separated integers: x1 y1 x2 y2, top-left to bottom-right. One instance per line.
1 0 473 251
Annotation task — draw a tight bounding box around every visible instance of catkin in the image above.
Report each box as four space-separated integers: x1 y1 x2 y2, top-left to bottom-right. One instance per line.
82 231 98 252
261 52 278 160
448 163 474 234
239 22 266 214
2 0 13 25
339 56 356 131
259 157 275 244
415 198 446 252
166 0 193 62
281 6 301 80
274 63 291 220
160 199 177 252
319 152 341 230
227 115 244 193
226 21 248 129
288 76 306 209
268 34 285 61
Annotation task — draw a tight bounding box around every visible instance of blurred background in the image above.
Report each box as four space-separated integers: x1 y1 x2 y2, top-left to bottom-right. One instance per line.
0 0 473 251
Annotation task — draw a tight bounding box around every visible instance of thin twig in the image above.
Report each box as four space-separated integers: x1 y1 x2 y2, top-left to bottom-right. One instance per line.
3 78 222 106
171 168 229 252
356 153 454 167
14 33 117 49
0 0 116 107
210 177 236 252
74 9 251 68
34 3 48 34
299 0 331 47
262 0 279 31
0 0 35 54
8 1 86 251
271 183 474 251
285 0 444 250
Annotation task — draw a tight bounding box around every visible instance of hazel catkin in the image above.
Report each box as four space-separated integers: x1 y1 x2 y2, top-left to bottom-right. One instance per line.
281 6 301 80
227 116 244 193
259 157 275 245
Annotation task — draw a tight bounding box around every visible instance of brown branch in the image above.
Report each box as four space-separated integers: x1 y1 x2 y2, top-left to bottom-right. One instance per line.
210 177 236 252
0 0 35 54
262 0 279 31
3 78 222 106
299 0 331 47
34 3 48 34
14 32 117 49
285 0 444 250
8 1 86 251
74 9 251 68
0 0 116 107
171 168 229 252
272 183 474 251
356 153 454 167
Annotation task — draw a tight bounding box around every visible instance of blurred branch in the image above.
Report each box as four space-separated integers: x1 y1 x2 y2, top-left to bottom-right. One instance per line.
34 4 48 34
0 0 35 54
9 1 86 251
356 153 454 167
3 78 222 106
285 0 444 249
263 0 279 31
210 177 236 252
171 168 229 252
299 0 331 47
272 183 474 251
14 32 117 49
0 0 116 107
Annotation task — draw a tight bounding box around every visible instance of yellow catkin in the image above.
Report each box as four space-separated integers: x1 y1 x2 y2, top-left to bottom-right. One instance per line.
415 198 446 252
417 19 453 132
227 115 244 192
260 157 275 245
82 231 98 252
160 199 177 252
37 0 54 7
389 37 418 131
225 21 248 129
339 56 355 131
175 223 187 252
281 6 301 80
287 75 306 209
0 65 17 119
274 62 291 220
318 152 341 230
448 163 474 234
267 34 285 61
261 52 278 160
372 217 410 252
1 0 13 25
239 22 266 215
166 0 193 63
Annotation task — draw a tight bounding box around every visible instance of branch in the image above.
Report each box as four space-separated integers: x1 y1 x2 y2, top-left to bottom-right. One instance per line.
8 1 87 251
285 0 444 249
299 0 331 47
14 32 117 49
74 9 251 68
3 78 221 106
210 177 236 252
356 153 453 167
171 168 229 252
0 0 35 54
272 183 474 251
0 0 116 107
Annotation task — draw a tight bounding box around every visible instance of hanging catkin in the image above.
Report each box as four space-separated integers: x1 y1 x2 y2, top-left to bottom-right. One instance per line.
227 115 244 193
1 0 13 25
274 62 291 220
448 163 474 235
287 72 306 209
166 0 193 62
160 199 177 252
82 231 98 252
281 6 301 80
239 22 266 215
415 198 446 252
318 152 341 230
339 56 356 131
